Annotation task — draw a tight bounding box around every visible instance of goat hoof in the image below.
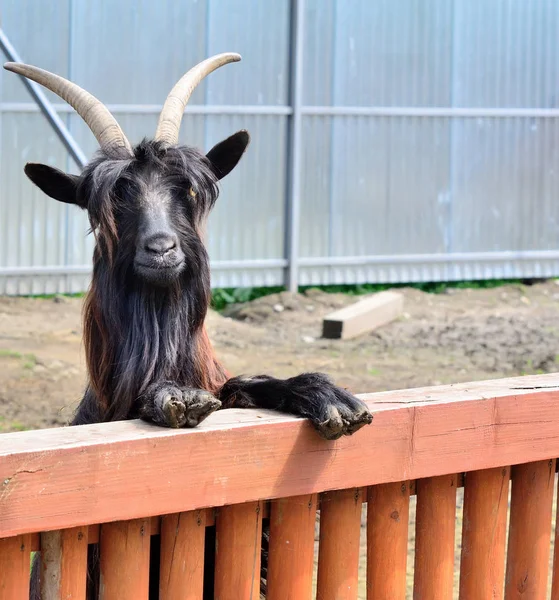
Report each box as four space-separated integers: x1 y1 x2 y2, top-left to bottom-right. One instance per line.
315 405 372 440
311 384 373 440
343 407 373 435
181 390 222 428
315 405 345 440
162 394 187 428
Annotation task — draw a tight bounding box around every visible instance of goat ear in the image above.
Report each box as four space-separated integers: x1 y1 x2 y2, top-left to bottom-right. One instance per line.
206 130 250 180
24 163 84 208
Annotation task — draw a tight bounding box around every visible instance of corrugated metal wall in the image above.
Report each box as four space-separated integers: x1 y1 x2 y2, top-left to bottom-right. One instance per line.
1 0 559 294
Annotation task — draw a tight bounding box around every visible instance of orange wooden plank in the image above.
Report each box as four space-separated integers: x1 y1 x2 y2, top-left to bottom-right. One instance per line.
214 501 263 599
551 473 559 600
505 460 556 600
160 510 206 600
99 518 150 600
317 488 362 600
0 534 30 600
41 526 88 600
267 494 317 600
30 532 40 551
2 373 559 538
414 475 457 600
31 505 246 552
459 467 509 599
367 481 410 600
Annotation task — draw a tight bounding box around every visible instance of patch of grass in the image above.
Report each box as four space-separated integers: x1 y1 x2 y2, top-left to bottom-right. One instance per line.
12 277 547 310
367 367 381 376
0 349 22 359
0 349 38 370
0 417 28 433
9 421 28 432
301 278 527 297
25 292 86 300
211 286 284 311
22 354 37 369
210 278 533 312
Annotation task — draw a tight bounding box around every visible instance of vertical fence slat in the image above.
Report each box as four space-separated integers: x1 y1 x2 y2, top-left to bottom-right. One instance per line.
41 526 88 600
267 494 317 600
367 481 410 600
160 510 206 600
214 501 263 599
0 535 30 600
317 488 362 600
414 474 457 600
505 459 556 600
100 518 150 600
551 471 559 600
459 467 509 599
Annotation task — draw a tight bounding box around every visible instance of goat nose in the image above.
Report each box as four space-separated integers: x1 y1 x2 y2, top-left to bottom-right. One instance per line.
144 233 178 255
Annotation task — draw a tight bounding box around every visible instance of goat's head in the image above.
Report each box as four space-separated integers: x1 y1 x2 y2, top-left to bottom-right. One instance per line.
4 55 249 288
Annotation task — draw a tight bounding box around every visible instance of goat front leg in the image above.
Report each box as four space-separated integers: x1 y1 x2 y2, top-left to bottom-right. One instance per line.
138 381 221 428
218 373 372 440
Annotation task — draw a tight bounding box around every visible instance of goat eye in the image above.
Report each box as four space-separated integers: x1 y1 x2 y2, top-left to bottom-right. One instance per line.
188 187 197 199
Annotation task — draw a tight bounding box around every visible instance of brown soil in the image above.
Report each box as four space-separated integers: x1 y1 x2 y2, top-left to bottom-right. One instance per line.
3 282 559 598
2 280 559 432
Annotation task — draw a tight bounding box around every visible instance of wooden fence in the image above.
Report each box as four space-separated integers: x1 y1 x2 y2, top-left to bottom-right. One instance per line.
2 372 559 599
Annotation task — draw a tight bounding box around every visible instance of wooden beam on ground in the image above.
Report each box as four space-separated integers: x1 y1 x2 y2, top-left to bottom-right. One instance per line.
2 373 559 538
322 291 404 339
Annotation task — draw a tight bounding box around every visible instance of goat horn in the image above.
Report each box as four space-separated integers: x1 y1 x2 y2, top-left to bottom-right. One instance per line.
3 62 133 159
155 53 241 145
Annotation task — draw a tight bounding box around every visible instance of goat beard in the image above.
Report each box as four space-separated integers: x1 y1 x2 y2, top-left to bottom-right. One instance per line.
82 257 227 422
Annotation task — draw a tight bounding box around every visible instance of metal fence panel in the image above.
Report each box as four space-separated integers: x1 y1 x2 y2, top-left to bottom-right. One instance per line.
1 0 559 293
453 0 559 109
450 117 559 253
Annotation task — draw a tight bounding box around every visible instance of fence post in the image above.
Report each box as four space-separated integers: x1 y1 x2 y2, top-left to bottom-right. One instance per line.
0 534 31 600
414 475 457 600
285 0 305 293
505 460 556 600
459 467 509 599
268 494 317 599
160 511 207 600
367 481 410 600
317 488 362 600
41 527 89 600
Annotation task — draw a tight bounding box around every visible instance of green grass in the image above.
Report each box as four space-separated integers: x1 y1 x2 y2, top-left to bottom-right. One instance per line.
29 292 86 300
0 349 37 370
22 354 37 369
209 278 533 312
0 416 28 433
8 277 542 312
0 349 22 359
301 278 527 296
211 286 284 311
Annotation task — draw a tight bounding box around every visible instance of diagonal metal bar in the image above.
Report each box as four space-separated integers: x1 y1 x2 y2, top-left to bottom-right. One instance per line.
0 28 87 169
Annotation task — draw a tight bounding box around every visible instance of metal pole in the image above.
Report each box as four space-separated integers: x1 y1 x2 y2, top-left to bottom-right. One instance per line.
285 0 305 293
0 28 88 169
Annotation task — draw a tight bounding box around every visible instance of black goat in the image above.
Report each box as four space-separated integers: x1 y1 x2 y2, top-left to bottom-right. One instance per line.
5 54 372 599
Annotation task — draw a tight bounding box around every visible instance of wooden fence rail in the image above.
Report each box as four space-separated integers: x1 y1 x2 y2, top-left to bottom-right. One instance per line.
1 373 559 598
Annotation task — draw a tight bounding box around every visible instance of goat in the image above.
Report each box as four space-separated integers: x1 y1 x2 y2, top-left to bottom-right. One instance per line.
5 54 372 598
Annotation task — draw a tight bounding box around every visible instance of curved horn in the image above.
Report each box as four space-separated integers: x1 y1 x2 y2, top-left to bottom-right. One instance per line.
3 62 133 158
155 53 241 145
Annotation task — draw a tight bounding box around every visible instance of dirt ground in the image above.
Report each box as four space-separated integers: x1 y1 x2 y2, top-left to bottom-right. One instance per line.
2 279 559 431
2 281 559 598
